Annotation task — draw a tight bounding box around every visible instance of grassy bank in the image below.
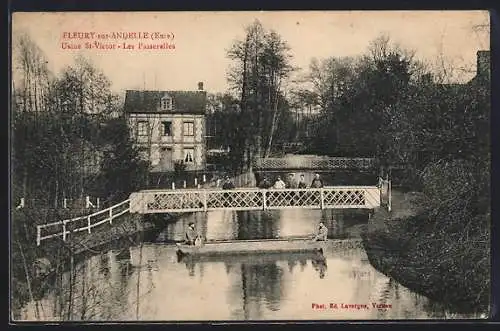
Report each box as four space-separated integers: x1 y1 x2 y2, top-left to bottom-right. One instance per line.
362 189 490 313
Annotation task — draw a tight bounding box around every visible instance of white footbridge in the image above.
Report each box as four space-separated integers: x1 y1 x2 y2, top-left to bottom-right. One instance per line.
129 186 381 214
36 180 391 246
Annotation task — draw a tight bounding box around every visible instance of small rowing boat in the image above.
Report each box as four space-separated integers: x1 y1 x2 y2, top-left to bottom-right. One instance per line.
176 238 327 257
177 250 326 265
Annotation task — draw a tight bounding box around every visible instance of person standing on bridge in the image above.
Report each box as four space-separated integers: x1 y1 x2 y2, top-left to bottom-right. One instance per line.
286 173 298 189
273 176 286 189
311 173 324 188
222 176 235 190
287 173 299 206
298 174 307 188
259 175 272 189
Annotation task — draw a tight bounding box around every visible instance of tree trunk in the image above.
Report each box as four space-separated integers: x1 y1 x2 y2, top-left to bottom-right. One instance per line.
264 79 281 158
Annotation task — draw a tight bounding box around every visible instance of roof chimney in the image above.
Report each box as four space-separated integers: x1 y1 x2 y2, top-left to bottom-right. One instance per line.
476 50 490 79
198 82 204 91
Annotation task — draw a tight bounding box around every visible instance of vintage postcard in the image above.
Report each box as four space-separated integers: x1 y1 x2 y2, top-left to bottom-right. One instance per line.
10 11 491 321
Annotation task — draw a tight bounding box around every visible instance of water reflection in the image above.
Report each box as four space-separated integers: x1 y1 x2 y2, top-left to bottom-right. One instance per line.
154 207 369 243
310 253 328 279
19 205 484 321
237 211 279 239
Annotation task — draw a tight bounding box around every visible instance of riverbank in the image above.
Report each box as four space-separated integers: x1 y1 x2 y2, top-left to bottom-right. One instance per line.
361 189 489 313
11 209 175 319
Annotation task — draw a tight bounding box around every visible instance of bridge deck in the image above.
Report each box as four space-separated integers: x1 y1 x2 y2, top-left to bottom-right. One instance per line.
130 186 381 214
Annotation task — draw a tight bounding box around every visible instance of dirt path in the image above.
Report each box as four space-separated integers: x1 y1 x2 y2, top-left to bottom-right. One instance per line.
368 189 426 233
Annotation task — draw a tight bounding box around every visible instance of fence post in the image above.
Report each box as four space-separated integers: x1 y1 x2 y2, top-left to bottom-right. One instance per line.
36 226 41 246
97 198 100 209
388 180 392 212
87 216 91 234
109 206 113 224
172 182 175 190
203 174 206 183
63 198 67 209
320 189 325 210
183 180 187 189
63 221 67 241
202 191 207 211
195 178 198 186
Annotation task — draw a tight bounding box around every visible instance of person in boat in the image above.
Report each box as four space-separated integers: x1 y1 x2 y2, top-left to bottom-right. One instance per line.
273 176 286 189
313 221 328 241
185 222 198 245
311 173 324 188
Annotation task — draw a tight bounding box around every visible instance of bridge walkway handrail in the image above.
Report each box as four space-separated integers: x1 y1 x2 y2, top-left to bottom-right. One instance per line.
131 186 383 214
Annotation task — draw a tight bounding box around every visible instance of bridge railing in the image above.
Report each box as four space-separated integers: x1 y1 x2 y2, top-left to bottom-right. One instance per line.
253 157 376 170
36 199 130 246
129 186 381 214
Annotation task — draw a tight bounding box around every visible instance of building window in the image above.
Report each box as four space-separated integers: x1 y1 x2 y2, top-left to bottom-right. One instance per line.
183 121 194 136
161 96 173 111
184 148 194 163
137 121 149 136
162 121 172 136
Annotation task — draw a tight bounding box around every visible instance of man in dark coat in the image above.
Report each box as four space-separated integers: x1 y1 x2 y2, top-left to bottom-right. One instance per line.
310 173 324 188
298 174 307 188
222 176 235 189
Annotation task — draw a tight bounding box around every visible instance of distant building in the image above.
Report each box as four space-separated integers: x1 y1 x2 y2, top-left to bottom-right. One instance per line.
124 82 207 172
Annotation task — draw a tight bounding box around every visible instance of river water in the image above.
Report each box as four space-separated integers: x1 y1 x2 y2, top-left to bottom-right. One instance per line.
19 207 483 321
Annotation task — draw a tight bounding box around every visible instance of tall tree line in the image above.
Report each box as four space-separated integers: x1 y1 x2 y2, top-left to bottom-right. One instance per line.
11 32 149 316
225 20 294 169
12 34 147 209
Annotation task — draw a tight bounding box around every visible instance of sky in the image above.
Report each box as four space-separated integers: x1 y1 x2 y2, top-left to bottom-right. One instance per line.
12 11 490 94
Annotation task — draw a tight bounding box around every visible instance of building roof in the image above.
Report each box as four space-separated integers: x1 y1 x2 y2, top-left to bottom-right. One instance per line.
124 90 207 115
